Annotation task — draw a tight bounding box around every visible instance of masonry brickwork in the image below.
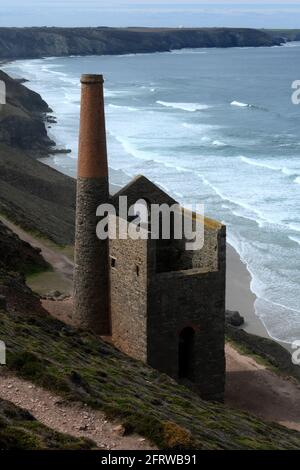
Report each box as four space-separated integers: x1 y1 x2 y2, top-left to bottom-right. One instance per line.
109 177 226 401
74 74 226 402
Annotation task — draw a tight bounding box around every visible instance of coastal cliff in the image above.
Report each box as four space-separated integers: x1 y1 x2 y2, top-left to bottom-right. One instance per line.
0 27 281 60
0 70 54 157
0 70 76 245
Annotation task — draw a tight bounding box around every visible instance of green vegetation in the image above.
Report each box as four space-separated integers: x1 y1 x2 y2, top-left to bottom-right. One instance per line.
1 306 300 450
0 399 95 450
27 270 72 296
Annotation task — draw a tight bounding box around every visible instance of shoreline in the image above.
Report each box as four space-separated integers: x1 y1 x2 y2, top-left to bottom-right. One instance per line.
226 243 292 353
226 243 268 339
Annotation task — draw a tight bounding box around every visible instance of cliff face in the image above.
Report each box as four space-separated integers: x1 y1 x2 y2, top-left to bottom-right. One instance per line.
0 71 76 245
0 27 281 59
267 29 300 43
0 70 54 157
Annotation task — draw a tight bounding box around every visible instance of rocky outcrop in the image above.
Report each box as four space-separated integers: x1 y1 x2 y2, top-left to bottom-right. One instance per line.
0 70 54 157
0 267 44 315
0 27 282 60
0 219 50 314
0 220 48 275
226 310 245 327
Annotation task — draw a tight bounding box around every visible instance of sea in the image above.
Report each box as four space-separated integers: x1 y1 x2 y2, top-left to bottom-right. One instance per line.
3 43 300 345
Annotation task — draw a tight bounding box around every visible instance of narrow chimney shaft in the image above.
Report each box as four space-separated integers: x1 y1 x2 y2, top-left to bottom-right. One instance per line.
73 74 110 334
78 75 108 178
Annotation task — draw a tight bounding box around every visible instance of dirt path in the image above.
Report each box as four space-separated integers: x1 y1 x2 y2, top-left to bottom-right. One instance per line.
0 370 155 450
0 216 74 281
225 343 300 431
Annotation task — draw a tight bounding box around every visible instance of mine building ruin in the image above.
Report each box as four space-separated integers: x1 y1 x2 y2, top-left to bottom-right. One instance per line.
74 74 226 402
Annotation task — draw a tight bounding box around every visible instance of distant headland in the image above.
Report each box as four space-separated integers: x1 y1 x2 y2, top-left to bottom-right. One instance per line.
0 27 286 60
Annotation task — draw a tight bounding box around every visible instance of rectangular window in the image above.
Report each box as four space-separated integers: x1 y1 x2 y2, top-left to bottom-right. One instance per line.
111 257 116 268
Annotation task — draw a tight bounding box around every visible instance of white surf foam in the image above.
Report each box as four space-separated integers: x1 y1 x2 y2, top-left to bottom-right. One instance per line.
240 156 298 177
108 104 139 112
231 100 252 108
212 140 226 147
170 49 208 55
289 235 300 246
288 223 300 233
157 101 211 112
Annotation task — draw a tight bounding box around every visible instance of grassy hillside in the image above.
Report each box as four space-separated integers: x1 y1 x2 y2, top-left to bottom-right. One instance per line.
0 144 76 245
0 273 299 450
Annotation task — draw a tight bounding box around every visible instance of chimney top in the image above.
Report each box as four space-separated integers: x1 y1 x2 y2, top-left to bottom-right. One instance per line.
77 73 108 178
81 74 104 84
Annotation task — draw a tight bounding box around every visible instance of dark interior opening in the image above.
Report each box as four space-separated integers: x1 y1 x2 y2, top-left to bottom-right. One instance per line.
178 327 195 380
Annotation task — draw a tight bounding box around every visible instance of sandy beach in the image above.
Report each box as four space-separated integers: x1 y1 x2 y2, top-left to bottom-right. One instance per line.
226 243 269 339
226 243 294 354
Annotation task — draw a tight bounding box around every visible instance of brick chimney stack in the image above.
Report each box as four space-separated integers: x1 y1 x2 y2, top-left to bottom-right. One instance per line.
73 74 110 334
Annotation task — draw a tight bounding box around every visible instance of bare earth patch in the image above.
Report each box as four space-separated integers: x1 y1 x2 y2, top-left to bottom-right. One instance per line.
225 343 300 432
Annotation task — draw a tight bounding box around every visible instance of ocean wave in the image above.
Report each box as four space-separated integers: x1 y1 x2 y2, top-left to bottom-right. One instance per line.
231 100 252 108
231 101 269 112
240 156 298 177
196 172 266 222
212 140 227 147
288 223 300 233
289 235 300 246
156 101 211 112
108 104 139 112
140 85 156 93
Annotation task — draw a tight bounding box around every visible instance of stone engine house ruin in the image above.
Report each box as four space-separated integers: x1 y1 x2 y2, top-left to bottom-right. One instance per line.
73 74 226 402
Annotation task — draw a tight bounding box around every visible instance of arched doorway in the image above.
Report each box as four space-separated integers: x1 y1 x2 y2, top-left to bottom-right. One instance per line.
178 327 195 380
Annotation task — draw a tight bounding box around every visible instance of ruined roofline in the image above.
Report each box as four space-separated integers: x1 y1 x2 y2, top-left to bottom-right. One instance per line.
111 174 224 232
111 174 177 205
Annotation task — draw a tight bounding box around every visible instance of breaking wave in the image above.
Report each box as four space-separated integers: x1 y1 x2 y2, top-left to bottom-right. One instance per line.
156 101 211 112
240 156 298 177
231 100 252 108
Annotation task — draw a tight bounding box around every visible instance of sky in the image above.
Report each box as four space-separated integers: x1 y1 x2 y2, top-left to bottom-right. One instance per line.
1 1 300 28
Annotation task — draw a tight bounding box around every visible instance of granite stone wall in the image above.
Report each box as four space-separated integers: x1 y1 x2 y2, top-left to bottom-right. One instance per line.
148 265 225 401
110 216 150 362
109 177 226 401
73 177 110 334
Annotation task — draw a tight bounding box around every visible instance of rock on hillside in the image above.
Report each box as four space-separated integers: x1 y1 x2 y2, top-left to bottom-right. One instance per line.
0 219 48 274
